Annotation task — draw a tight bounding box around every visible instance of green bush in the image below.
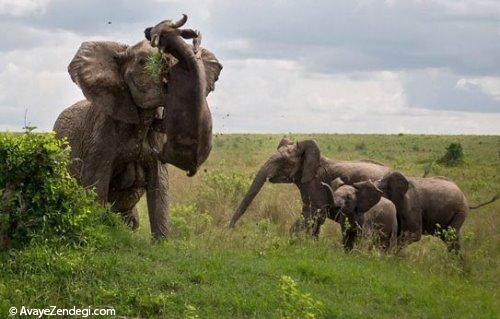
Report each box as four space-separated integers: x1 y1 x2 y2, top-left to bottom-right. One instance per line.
438 142 464 166
199 170 251 207
170 203 212 238
277 275 324 319
0 132 111 249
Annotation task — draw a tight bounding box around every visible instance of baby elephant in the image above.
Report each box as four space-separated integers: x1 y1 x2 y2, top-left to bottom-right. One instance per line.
322 178 397 251
375 172 498 251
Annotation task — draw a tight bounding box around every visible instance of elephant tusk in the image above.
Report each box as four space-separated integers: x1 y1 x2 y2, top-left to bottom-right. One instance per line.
171 14 188 28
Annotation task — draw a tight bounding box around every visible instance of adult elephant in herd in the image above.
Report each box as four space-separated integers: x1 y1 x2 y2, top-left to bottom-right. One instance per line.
53 15 222 239
229 138 390 247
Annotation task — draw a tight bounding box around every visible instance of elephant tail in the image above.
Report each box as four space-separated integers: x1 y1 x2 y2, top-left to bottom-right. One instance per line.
469 194 499 210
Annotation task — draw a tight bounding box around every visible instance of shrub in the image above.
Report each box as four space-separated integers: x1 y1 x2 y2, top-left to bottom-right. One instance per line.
200 170 251 206
438 142 464 166
277 275 324 319
0 132 111 249
170 203 212 238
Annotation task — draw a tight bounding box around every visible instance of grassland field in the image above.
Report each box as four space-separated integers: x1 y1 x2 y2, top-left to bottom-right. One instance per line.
1 133 499 318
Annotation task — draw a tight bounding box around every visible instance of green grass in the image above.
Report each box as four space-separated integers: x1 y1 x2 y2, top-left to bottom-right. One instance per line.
1 134 499 318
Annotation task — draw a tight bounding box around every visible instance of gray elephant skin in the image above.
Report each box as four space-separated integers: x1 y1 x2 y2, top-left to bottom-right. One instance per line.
322 178 397 251
375 171 497 251
53 16 222 239
229 138 391 246
145 15 222 176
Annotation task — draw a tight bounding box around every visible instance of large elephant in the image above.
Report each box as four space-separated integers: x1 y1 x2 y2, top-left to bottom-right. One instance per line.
229 138 390 242
53 16 222 239
321 178 397 251
144 15 222 176
374 172 498 251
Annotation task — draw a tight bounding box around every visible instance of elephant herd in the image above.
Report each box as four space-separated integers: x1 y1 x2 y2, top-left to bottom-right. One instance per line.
230 138 497 252
53 15 496 251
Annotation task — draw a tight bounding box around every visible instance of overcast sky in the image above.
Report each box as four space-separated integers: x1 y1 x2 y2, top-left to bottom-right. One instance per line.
1 0 499 134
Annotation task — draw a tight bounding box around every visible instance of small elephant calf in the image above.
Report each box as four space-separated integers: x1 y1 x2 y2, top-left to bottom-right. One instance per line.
375 172 498 251
322 178 398 251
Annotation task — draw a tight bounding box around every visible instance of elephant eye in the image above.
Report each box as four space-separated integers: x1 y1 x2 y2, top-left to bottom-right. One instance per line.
138 57 148 66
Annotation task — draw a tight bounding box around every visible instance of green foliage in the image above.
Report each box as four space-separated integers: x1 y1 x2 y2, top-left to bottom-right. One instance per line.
0 132 111 249
278 275 324 319
144 50 167 77
170 203 212 238
435 224 458 242
184 303 200 319
438 142 464 166
0 133 499 318
198 170 251 210
202 170 251 197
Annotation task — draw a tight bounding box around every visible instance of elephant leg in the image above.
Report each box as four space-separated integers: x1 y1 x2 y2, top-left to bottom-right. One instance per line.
340 218 358 251
342 229 357 251
146 161 169 240
398 210 422 248
288 185 314 235
311 208 327 238
109 186 145 230
398 230 421 249
442 212 466 252
289 218 307 235
123 207 140 231
81 152 114 203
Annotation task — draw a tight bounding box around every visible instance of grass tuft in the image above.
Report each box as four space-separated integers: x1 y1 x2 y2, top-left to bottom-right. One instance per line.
144 50 167 77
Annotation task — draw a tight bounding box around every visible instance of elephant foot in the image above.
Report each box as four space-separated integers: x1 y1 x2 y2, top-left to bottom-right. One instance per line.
447 239 461 253
122 207 140 231
289 218 307 235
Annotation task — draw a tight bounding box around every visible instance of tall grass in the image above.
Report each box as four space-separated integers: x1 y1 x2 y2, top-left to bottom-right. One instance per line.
1 133 499 318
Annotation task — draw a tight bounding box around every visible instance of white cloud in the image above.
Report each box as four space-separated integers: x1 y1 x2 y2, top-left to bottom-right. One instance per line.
0 0 51 17
0 0 499 134
210 58 500 134
456 77 500 100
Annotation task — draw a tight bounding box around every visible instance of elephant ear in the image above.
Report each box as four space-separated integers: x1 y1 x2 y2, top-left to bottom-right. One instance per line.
296 139 321 184
383 171 409 200
353 180 383 213
68 41 140 124
330 177 345 191
200 48 222 94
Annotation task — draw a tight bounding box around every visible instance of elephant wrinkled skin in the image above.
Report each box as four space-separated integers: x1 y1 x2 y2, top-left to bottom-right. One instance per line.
145 15 222 176
322 178 397 251
375 172 497 251
53 17 221 239
229 138 391 247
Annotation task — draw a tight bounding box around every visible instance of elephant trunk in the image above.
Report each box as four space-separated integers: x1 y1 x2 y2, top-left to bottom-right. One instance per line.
155 31 211 176
229 157 278 227
321 182 335 208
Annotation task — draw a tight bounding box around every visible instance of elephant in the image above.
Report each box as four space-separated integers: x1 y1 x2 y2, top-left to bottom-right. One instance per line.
53 16 222 239
374 171 498 251
321 178 397 251
144 14 222 176
229 138 391 245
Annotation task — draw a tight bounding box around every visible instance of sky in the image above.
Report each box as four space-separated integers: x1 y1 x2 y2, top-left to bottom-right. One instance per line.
0 0 499 134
